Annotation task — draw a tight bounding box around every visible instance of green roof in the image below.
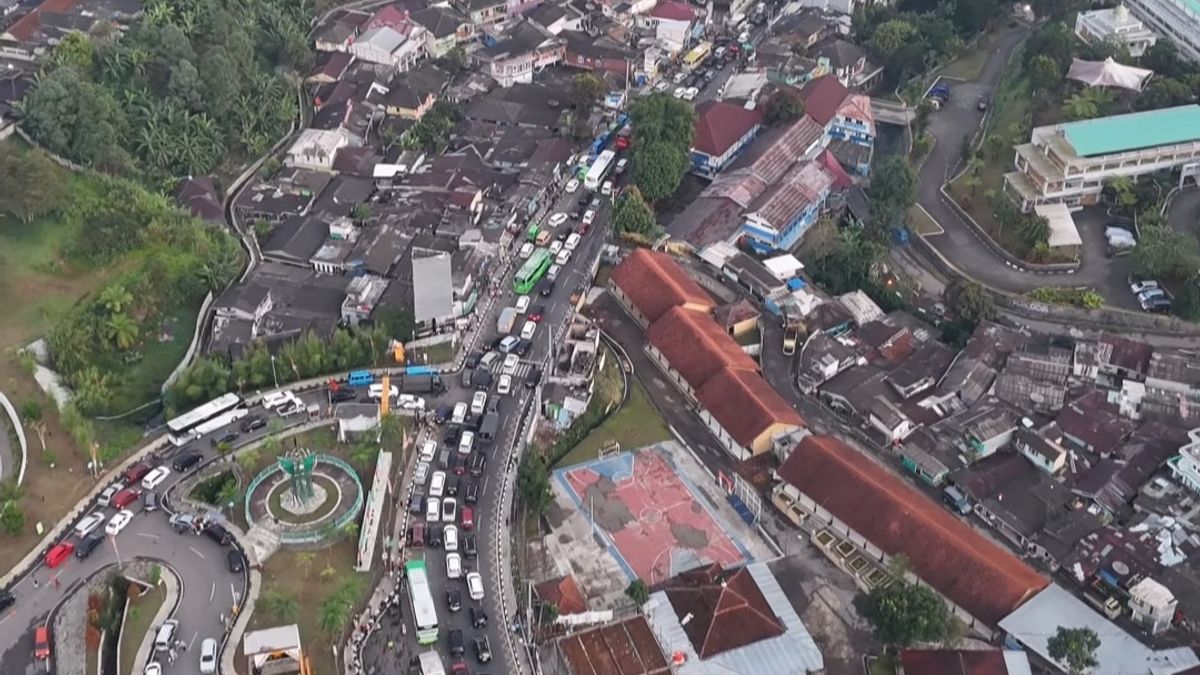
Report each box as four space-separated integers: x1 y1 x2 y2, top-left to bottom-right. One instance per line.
1062 105 1200 157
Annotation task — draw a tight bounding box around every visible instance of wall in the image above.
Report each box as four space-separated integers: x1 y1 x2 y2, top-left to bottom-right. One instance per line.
0 391 28 485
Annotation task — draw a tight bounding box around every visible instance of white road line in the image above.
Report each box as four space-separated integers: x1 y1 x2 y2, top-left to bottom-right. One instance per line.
230 583 238 604
137 532 160 540
210 582 216 602
189 546 205 560
482 476 491 498
188 631 198 650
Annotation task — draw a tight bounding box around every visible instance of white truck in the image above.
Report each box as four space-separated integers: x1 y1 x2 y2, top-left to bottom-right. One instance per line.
497 307 519 334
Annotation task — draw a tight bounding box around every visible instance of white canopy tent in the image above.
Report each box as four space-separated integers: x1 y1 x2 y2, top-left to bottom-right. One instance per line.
1035 203 1083 249
1066 57 1153 91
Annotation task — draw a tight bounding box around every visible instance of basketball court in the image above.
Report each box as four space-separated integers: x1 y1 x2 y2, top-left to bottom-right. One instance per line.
554 444 754 585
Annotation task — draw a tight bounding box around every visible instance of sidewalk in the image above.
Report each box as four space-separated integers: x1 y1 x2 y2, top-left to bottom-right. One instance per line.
131 566 181 673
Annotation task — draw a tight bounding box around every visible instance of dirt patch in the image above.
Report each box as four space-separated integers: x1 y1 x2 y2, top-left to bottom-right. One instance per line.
670 522 710 550
582 476 634 533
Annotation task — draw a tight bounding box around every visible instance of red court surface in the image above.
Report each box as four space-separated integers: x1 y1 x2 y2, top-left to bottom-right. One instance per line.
559 449 749 584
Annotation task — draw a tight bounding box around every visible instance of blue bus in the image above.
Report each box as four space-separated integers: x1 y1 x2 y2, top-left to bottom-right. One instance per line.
347 370 374 387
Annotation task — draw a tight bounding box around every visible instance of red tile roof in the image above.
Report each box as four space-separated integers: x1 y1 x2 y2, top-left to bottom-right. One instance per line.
648 0 696 21
692 101 763 157
777 435 1047 625
557 615 671 675
662 563 785 658
816 149 852 189
4 0 80 42
535 575 588 615
647 306 758 390
899 649 1012 675
610 249 714 324
796 75 850 126
696 368 804 446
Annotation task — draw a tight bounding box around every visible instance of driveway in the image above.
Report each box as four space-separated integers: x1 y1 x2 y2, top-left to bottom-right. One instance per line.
914 25 1136 304
1168 186 1200 242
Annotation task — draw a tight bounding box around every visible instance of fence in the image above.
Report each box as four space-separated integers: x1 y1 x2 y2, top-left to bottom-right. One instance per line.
241 454 365 545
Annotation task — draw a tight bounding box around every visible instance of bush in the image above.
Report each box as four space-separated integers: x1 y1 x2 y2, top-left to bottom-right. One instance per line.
1026 287 1103 309
191 471 236 506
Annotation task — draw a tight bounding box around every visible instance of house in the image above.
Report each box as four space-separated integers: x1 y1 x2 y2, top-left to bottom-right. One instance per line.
1013 428 1067 475
348 25 426 71
306 51 355 84
898 649 1033 675
642 563 824 673
411 5 475 57
795 75 875 175
609 249 714 327
1127 577 1177 635
374 64 449 119
776 434 1048 634
690 100 764 178
694 367 805 459
285 129 361 172
955 404 1018 461
638 0 699 52
453 0 507 27
868 396 913 443
560 30 639 77
546 615 671 675
175 177 224 224
1141 351 1200 424
741 160 836 253
1054 394 1136 457
1167 428 1200 494
475 20 565 87
712 299 759 338
313 10 370 51
646 306 759 398
812 38 877 89
534 575 588 616
772 10 831 50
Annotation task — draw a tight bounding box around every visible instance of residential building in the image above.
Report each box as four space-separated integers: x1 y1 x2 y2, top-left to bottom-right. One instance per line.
868 396 913 442
475 21 565 87
348 25 426 71
691 101 764 178
956 404 1017 460
813 38 880 88
740 160 836 253
775 434 1048 636
795 75 875 175
1004 105 1200 211
641 563 824 674
1167 427 1200 494
1013 428 1067 475
1128 577 1178 635
545 615 670 675
411 5 475 57
898 649 1033 675
1141 350 1200 424
638 0 699 52
313 9 370 51
534 575 588 617
1074 5 1157 57
561 31 639 78
608 249 714 327
453 0 507 27
285 129 361 172
1125 0 1200 62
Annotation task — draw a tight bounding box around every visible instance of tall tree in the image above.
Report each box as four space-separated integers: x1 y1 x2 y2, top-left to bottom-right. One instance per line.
1026 54 1062 92
625 579 650 607
763 88 805 126
1135 224 1200 279
631 141 689 203
854 558 954 647
518 453 553 516
1047 626 1100 675
943 279 995 326
570 72 607 109
0 151 67 225
867 155 918 237
612 187 657 235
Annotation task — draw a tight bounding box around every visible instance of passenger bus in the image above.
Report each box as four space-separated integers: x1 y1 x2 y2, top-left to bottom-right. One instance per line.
683 41 712 71
513 248 553 294
406 560 439 645
583 150 617 191
192 407 250 438
166 393 242 446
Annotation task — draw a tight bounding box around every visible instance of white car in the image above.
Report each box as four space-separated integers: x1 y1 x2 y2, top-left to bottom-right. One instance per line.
1130 280 1159 294
430 471 447 498
442 498 458 522
565 178 579 193
414 461 431 485
368 384 398 401
547 264 562 282
426 497 441 523
515 295 531 313
444 524 459 552
98 482 125 507
683 87 699 101
498 374 512 395
74 512 106 538
654 80 670 91
105 509 134 536
199 638 217 674
458 431 475 456
549 212 568 227
556 249 572 266
503 353 520 377
565 233 581 251
673 71 688 84
144 663 163 675
549 240 563 255
398 394 425 411
601 180 614 196
518 242 535 259
141 466 171 491
673 86 687 98
520 321 537 340
466 572 485 600
582 209 596 225
446 552 463 579
451 402 468 425
471 391 488 415
616 158 629 174
419 440 437 463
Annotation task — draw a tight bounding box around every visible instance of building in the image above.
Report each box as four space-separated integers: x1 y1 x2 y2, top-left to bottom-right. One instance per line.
544 615 670 675
1074 5 1157 57
1125 0 1200 62
740 160 836 253
1168 428 1200 493
638 0 699 52
898 649 1033 675
285 129 361 172
347 25 426 71
690 101 764 178
776 434 1048 635
642 562 824 673
475 20 565 87
453 0 507 26
1013 428 1068 475
411 5 475 57
1004 105 1200 211
1128 577 1178 635
608 249 715 327
795 75 875 175
242 624 303 675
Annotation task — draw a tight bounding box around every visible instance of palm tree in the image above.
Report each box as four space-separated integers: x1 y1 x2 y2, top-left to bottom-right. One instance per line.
379 414 405 455
99 284 133 316
215 441 234 460
236 447 261 472
349 439 377 471
320 565 338 579
318 599 350 637
296 551 316 580
261 590 300 622
106 314 139 350
341 522 359 542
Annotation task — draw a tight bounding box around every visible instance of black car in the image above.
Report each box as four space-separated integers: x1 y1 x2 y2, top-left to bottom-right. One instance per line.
463 533 477 559
211 430 239 447
204 523 232 546
434 405 453 425
470 452 486 477
240 415 266 433
472 369 494 389
451 453 468 477
471 606 488 629
75 534 103 559
514 339 532 356
0 590 13 612
474 636 492 663
524 366 541 388
143 491 159 512
428 524 444 548
227 549 244 573
465 351 483 368
539 281 555 297
487 336 505 351
447 589 462 612
443 426 463 445
172 452 202 472
408 492 425 514
448 629 465 657
465 481 480 504
330 388 357 403
447 476 461 497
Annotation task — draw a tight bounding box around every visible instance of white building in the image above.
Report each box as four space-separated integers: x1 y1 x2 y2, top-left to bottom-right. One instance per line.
1074 5 1157 57
1167 428 1200 493
1128 577 1178 635
285 129 361 172
1126 0 1200 62
1004 105 1200 211
348 25 426 71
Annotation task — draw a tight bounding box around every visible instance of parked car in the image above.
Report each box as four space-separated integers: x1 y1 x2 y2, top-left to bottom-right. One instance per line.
199 638 218 674
1130 280 1159 294
203 523 232 546
75 534 103 559
74 512 106 539
123 463 151 484
112 488 142 509
97 482 125 507
172 453 202 472
35 625 51 660
105 510 134 536
227 550 244 573
141 466 171 491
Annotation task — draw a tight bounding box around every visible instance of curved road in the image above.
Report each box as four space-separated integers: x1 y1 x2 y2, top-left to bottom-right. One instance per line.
914 24 1139 308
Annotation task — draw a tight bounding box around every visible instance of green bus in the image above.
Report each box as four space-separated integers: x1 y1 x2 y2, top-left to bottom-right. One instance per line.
514 249 553 294
526 222 541 242
405 560 439 645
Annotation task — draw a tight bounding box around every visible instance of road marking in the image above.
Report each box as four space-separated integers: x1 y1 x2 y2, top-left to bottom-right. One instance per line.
137 532 160 541
189 546 205 560
188 631 198 651
210 582 216 602
231 583 238 604
482 476 491 498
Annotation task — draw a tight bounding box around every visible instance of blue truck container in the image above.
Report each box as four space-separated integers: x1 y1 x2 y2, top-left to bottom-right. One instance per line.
347 370 374 387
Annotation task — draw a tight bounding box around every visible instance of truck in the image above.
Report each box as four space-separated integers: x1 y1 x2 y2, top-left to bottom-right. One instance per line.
782 317 802 356
497 307 519 334
402 373 446 395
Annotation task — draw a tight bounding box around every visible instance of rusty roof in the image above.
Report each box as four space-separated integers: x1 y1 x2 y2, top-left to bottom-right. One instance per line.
556 615 671 675
535 575 588 615
695 368 804 447
662 563 785 659
610 249 714 324
692 100 764 157
647 306 758 390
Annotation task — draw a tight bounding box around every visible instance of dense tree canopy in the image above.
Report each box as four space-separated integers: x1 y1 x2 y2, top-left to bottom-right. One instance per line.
855 558 955 647
1048 626 1100 675
0 151 68 225
867 155 919 237
612 187 657 235
628 93 695 203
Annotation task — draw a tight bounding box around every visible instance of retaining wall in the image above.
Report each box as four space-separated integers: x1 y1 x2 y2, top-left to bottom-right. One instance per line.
0 391 28 485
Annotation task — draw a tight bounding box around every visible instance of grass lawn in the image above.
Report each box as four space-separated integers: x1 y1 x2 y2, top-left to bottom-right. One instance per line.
561 377 672 467
119 584 165 675
410 340 455 365
908 205 943 236
940 28 1004 81
247 540 365 675
866 654 899 675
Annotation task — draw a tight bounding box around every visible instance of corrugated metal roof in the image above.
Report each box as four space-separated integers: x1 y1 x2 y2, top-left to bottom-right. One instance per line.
412 249 453 322
1062 105 1200 157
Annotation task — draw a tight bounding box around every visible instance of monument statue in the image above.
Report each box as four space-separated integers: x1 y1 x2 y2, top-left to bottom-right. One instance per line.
278 448 317 507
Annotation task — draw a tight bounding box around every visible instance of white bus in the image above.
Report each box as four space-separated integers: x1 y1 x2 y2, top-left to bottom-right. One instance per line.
192 407 250 438
418 651 446 675
584 150 617 191
166 393 242 446
405 560 439 645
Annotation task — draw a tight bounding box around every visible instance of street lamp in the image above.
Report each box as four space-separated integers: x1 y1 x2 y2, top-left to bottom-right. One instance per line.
270 355 279 388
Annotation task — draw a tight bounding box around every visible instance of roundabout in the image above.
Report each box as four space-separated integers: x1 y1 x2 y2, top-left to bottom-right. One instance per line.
245 448 365 546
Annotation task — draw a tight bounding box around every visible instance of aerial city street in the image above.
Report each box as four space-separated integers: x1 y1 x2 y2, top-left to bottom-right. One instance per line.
4 0 1200 674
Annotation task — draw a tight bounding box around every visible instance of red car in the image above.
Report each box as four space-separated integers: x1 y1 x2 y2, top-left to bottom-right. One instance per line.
45 542 75 568
577 222 590 235
34 625 50 660
461 506 474 531
409 524 425 549
122 463 150 484
450 661 469 675
111 488 142 509
528 305 545 323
